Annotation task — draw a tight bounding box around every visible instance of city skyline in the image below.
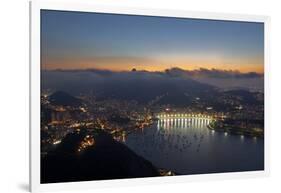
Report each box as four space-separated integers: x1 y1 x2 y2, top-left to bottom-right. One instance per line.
41 10 264 183
41 10 264 73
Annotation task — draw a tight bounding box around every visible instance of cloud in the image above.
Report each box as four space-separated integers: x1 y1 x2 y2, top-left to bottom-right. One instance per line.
42 67 264 94
164 67 263 79
46 67 263 79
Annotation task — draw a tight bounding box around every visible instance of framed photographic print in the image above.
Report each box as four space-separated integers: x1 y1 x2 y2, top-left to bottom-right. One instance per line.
30 0 270 192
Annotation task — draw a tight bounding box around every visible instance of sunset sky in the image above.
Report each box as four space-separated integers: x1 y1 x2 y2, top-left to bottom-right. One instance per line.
41 10 264 73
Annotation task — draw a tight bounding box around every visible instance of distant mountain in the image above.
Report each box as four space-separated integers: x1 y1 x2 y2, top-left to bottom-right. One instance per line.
42 70 217 105
42 69 264 101
48 91 82 107
223 89 259 105
41 130 160 183
95 75 215 105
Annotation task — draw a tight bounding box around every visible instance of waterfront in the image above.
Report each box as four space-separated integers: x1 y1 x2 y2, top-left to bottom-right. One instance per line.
40 10 265 182
125 116 264 174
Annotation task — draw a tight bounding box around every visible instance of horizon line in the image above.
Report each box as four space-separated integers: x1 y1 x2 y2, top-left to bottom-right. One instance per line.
41 67 264 75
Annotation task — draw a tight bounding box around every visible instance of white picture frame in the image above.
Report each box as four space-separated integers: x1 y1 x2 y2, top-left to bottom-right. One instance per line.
30 0 270 192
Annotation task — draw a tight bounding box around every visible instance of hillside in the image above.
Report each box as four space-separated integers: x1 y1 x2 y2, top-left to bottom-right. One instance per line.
41 130 160 183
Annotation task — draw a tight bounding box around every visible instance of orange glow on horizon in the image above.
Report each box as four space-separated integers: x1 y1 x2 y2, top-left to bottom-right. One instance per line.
43 64 264 74
42 55 264 74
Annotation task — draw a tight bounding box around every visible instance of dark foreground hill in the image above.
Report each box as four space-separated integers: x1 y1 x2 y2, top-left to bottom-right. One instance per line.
41 130 160 183
48 91 82 107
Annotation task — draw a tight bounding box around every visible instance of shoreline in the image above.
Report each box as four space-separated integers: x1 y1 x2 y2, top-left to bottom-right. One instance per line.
207 123 264 138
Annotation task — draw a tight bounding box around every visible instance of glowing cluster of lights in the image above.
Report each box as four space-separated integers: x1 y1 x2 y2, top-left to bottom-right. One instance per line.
78 135 95 152
53 140 61 145
80 107 87 113
157 113 212 119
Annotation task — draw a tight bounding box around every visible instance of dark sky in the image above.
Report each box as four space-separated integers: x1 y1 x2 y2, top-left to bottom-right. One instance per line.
41 10 264 73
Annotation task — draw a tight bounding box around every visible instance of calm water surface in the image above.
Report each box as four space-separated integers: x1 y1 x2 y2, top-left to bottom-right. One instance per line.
124 117 264 174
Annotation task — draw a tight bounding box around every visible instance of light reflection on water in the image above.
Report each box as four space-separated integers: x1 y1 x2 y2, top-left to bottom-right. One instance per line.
124 117 264 175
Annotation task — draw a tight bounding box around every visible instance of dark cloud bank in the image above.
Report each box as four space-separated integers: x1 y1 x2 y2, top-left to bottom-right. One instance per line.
164 67 263 79
41 68 264 97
